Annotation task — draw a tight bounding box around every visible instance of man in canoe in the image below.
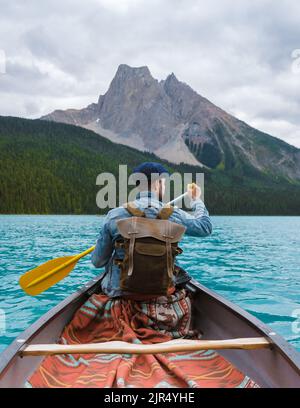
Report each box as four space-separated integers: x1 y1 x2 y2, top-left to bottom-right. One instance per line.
91 162 212 298
28 163 258 387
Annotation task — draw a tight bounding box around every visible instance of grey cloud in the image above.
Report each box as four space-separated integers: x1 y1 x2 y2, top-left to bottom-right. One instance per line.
0 0 299 147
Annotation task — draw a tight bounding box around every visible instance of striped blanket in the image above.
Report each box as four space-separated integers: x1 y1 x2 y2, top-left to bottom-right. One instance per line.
28 289 259 388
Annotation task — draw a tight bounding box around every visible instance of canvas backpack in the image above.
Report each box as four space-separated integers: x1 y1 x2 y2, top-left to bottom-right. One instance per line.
114 202 186 295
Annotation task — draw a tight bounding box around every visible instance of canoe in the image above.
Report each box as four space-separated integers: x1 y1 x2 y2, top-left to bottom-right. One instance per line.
0 275 299 388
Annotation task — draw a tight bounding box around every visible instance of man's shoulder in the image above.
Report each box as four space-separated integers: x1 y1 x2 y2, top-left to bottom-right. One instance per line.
106 205 129 221
170 206 186 219
105 203 186 222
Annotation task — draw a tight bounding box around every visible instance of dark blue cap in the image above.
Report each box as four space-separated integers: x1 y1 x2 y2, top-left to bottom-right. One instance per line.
132 162 169 180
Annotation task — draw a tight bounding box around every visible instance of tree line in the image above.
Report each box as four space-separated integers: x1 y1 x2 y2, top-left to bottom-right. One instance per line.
0 116 299 215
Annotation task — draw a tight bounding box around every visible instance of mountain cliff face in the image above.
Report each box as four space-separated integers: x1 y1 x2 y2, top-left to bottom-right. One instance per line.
42 64 300 181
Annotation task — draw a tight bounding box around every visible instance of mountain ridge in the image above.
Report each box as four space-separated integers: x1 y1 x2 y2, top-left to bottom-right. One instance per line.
41 64 300 181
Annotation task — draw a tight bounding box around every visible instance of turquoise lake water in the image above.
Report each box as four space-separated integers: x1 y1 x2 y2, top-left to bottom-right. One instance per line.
0 215 299 354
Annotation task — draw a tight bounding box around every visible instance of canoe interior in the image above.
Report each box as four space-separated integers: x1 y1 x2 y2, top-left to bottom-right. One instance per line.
188 281 300 388
0 276 299 388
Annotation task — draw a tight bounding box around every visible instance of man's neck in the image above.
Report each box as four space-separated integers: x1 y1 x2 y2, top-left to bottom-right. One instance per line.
135 190 162 206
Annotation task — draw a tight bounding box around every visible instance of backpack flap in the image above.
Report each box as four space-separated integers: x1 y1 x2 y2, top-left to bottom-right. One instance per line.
116 217 186 242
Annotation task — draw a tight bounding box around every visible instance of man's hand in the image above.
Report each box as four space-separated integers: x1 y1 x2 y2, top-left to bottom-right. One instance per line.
187 183 201 200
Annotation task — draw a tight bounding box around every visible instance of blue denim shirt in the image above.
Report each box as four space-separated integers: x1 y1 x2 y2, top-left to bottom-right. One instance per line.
91 191 212 297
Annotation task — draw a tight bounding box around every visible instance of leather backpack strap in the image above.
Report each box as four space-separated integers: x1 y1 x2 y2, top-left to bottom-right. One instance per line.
127 217 139 276
157 205 174 220
124 202 145 217
164 221 173 278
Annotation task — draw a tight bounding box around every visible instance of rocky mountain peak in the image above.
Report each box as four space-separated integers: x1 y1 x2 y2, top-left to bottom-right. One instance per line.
116 64 152 78
111 64 155 87
162 71 197 102
102 64 157 103
165 72 179 83
41 64 300 181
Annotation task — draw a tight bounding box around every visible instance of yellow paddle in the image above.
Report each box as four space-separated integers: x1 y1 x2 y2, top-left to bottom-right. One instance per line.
19 246 95 296
19 185 197 296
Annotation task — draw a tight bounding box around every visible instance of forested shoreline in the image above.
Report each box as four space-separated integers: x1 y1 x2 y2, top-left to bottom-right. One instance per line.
1 116 300 215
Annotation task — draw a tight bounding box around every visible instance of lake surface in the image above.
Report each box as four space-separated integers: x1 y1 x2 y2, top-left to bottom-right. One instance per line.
0 215 299 354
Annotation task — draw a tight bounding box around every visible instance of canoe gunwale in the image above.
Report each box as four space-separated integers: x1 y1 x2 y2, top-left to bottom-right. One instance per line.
0 273 105 381
187 279 300 372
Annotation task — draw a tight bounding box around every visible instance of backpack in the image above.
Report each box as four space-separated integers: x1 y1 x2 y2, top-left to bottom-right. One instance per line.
114 202 186 295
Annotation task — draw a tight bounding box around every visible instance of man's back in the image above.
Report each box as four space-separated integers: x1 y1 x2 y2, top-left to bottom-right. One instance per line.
92 190 212 298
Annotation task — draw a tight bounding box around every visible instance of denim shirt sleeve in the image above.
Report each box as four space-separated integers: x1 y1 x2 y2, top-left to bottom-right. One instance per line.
91 217 114 268
175 198 212 237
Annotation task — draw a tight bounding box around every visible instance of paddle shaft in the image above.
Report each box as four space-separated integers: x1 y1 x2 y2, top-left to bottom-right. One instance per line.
21 337 270 356
166 183 198 205
166 192 188 206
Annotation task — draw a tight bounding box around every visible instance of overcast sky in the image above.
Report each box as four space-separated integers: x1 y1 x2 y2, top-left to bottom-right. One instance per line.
0 0 300 147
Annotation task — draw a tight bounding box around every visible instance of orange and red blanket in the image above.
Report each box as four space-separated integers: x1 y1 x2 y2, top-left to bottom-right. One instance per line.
28 289 258 388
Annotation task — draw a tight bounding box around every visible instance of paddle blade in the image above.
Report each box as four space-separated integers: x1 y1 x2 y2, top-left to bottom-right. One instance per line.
19 256 76 296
